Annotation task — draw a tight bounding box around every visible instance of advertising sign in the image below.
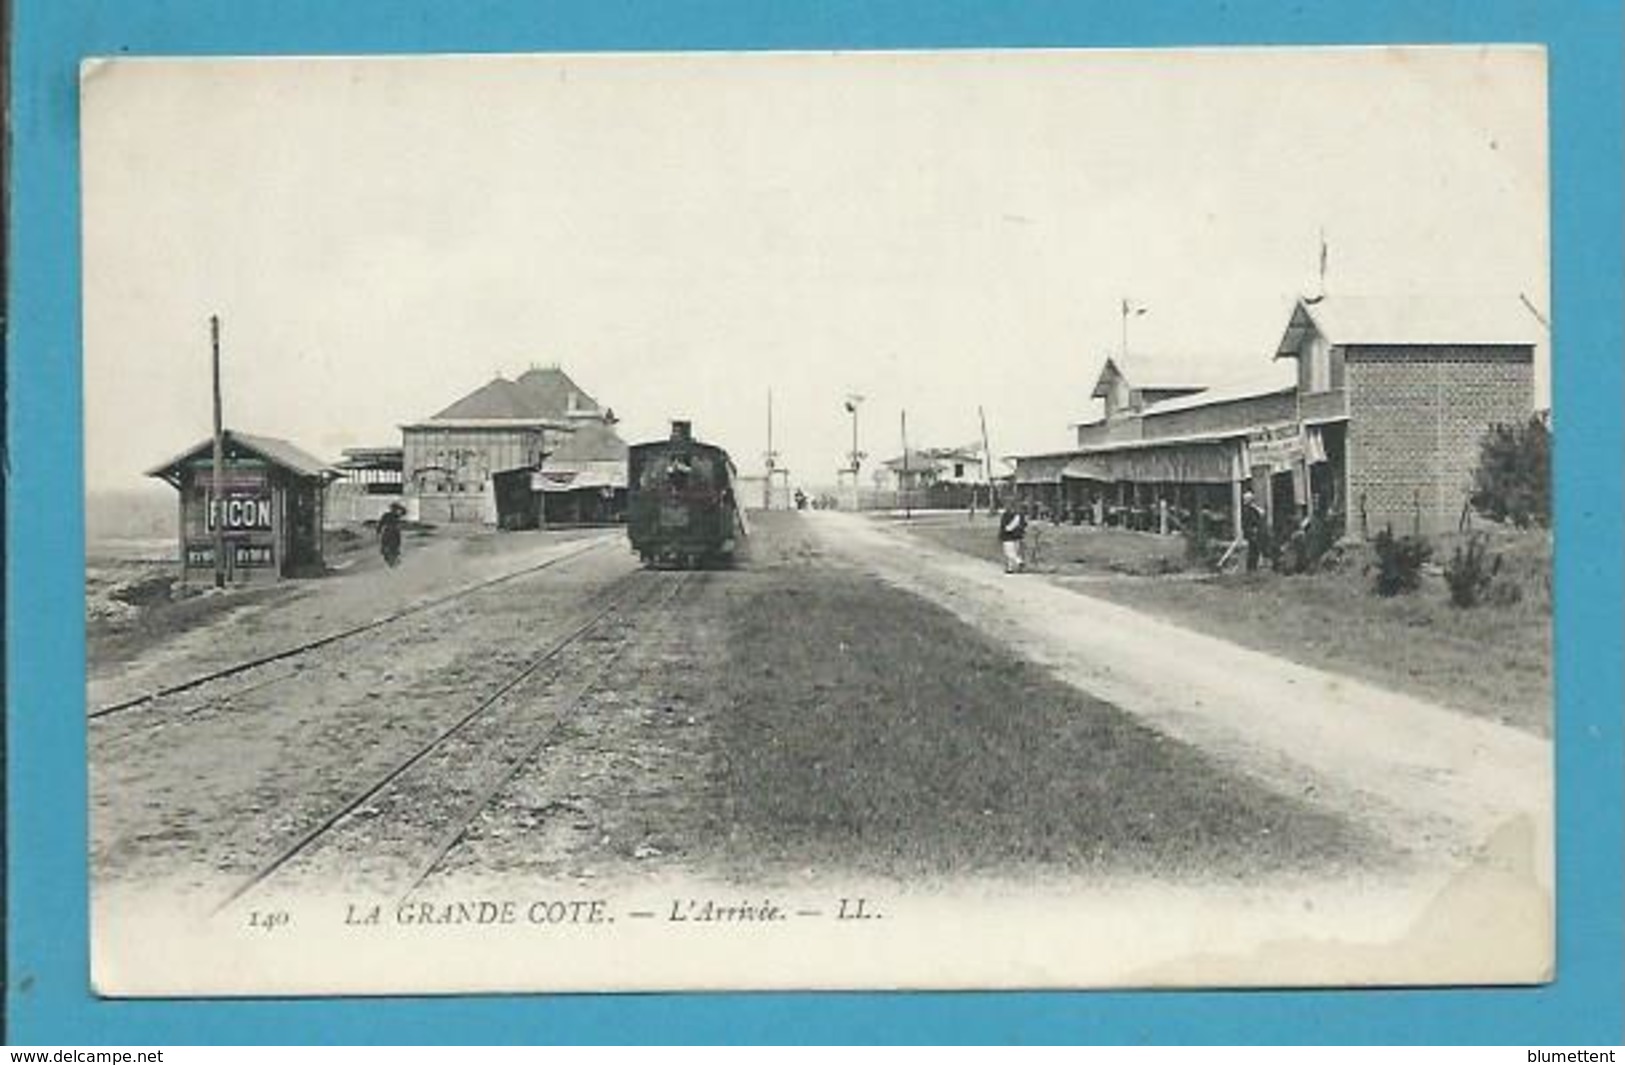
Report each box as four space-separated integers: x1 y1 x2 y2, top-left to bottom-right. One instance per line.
186 543 276 568
1247 425 1305 471
206 495 274 533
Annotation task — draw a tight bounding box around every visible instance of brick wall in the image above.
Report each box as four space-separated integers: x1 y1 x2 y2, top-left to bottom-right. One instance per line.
1346 346 1533 536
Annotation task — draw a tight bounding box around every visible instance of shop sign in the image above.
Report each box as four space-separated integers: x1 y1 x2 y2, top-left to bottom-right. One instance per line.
206 495 274 532
1248 425 1305 471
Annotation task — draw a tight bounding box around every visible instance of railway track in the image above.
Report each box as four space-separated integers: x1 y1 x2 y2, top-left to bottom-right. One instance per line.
212 567 700 913
89 536 614 722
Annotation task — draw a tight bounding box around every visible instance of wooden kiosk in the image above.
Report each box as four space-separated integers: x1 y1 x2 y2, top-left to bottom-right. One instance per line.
147 430 335 582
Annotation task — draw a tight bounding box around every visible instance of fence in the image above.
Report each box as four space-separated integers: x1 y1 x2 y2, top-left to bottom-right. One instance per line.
848 483 998 512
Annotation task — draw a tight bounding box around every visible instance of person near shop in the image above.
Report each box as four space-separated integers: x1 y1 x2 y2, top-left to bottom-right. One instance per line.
1241 488 1268 573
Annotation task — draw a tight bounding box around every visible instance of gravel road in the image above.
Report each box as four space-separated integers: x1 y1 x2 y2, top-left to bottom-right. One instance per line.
806 510 1552 888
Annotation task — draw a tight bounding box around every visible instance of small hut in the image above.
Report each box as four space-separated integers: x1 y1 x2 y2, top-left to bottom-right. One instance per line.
146 430 335 582
537 420 630 526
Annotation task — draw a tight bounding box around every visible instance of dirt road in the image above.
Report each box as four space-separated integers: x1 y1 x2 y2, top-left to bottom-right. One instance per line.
805 511 1552 886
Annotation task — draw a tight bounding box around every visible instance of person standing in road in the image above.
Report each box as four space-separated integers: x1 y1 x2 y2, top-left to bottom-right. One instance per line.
1241 488 1268 573
377 502 405 567
998 501 1028 574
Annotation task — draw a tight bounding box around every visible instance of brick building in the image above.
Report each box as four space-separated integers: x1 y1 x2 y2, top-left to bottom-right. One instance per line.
1010 295 1538 540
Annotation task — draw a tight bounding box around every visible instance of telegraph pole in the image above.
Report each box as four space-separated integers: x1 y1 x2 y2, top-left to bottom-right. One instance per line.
978 405 994 510
764 389 776 509
210 315 226 589
849 400 862 472
900 409 911 520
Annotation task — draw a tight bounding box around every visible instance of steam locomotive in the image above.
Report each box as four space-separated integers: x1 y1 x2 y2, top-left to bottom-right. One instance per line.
626 421 747 568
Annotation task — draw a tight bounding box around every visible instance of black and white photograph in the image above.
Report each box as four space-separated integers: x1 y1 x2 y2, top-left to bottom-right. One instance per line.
82 47 1553 995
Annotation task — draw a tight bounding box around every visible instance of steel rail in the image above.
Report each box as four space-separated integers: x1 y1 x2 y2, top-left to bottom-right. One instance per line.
90 536 613 721
210 567 666 915
396 570 699 901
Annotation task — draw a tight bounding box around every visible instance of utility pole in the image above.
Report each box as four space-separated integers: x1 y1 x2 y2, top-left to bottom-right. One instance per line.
210 314 226 589
764 389 777 509
1317 227 1329 300
978 405 994 510
900 409 911 521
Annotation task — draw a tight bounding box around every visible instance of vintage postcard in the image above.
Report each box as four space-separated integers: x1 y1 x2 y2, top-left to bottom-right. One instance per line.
82 46 1552 996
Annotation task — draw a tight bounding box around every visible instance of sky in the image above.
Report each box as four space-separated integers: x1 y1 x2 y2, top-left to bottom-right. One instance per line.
82 47 1548 493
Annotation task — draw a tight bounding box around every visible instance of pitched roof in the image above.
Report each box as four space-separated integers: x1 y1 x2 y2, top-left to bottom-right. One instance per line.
882 450 949 472
433 378 540 419
402 417 569 431
547 420 629 464
513 366 602 418
882 445 982 470
1092 355 1208 398
432 366 604 421
1276 294 1544 356
145 430 333 481
1137 366 1298 417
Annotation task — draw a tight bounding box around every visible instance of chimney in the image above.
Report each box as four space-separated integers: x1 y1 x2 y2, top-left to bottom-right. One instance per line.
670 420 693 442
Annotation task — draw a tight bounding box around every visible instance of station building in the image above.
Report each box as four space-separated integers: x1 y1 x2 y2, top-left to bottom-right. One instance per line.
147 430 335 582
1010 295 1540 540
401 366 619 525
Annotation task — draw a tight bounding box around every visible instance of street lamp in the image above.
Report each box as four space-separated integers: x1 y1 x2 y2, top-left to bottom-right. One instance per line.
844 393 866 473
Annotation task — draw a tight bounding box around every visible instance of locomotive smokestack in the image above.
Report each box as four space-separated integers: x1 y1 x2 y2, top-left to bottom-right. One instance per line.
670 420 693 442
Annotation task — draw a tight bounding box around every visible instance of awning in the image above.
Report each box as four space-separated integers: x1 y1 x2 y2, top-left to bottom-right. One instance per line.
1012 453 1074 485
1063 439 1243 484
533 471 625 493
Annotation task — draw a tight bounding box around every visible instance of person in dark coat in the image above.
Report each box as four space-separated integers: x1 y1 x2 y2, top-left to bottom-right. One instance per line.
1241 488 1268 572
998 502 1028 573
377 502 405 565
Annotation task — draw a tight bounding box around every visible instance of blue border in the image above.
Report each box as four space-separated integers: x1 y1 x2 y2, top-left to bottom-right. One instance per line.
9 0 1621 1045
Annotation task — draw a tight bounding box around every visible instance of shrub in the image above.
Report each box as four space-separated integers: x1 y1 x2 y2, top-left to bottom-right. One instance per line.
1182 519 1220 570
1370 526 1432 596
1443 534 1502 608
1485 578 1524 608
1470 415 1550 529
1279 515 1341 575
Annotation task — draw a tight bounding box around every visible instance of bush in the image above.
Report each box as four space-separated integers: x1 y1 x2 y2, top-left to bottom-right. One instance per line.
1370 526 1432 596
1443 534 1502 608
1485 578 1524 608
1470 415 1550 529
1182 519 1221 570
1278 515 1341 575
